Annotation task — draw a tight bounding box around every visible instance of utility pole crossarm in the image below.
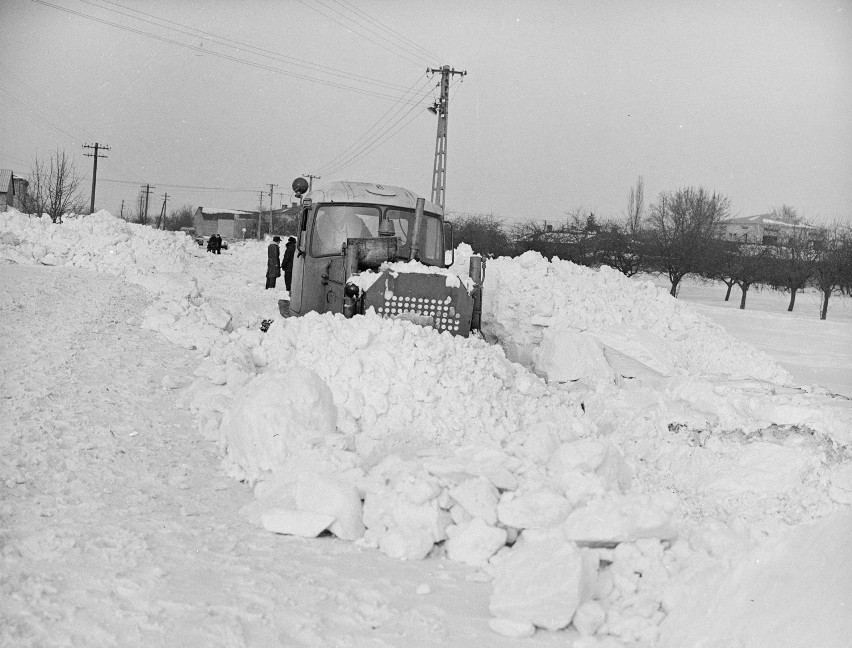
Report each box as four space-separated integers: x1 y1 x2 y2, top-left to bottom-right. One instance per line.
83 142 110 214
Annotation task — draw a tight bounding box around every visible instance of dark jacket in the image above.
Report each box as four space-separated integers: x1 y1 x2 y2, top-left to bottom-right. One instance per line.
267 243 281 278
281 240 296 275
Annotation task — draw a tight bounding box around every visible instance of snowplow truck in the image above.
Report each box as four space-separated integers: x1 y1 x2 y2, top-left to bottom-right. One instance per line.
283 179 484 337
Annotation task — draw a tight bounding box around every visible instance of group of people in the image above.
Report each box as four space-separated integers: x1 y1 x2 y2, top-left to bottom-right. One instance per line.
206 234 223 254
266 235 296 291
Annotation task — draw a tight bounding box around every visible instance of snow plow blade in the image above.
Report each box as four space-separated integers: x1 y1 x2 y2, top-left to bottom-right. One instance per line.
360 271 475 337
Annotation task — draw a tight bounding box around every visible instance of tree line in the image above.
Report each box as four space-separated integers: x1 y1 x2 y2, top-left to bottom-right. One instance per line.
448 179 852 321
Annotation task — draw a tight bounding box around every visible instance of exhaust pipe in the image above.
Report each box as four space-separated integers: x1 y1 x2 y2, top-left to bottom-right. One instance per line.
469 255 484 332
409 197 425 261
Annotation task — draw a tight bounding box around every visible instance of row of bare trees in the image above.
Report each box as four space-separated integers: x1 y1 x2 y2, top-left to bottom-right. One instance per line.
448 181 852 320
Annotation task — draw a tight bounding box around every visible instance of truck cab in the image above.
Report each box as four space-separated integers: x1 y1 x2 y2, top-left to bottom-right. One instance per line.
288 181 449 317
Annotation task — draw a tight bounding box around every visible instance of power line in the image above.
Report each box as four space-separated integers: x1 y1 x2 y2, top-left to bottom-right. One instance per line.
28 0 431 105
295 0 425 68
317 99 430 178
98 177 262 193
0 61 97 142
329 0 444 65
78 0 415 93
310 74 433 176
0 87 88 144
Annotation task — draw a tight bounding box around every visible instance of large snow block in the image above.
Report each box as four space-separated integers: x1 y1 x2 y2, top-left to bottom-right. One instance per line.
497 487 571 529
448 476 499 525
295 471 365 541
446 517 508 566
562 493 677 543
489 530 595 631
362 489 451 560
219 367 338 484
532 326 615 386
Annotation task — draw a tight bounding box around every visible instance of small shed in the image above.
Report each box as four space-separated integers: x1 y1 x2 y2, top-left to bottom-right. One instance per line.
0 169 28 212
192 207 258 240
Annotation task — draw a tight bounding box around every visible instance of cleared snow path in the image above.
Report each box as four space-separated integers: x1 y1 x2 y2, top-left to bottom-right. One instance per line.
0 264 567 648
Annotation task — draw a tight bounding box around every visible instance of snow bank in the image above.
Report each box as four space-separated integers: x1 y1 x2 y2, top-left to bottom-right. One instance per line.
0 209 199 277
458 247 792 385
659 513 852 648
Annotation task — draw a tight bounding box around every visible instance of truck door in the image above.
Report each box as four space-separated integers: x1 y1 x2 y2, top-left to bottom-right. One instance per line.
288 204 310 314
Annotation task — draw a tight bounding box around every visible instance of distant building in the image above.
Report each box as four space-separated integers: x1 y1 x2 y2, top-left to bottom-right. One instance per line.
718 213 821 246
193 204 301 240
0 169 29 212
192 207 257 240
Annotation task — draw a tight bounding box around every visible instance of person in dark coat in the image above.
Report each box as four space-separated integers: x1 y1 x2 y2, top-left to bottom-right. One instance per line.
213 234 223 254
281 236 296 292
206 236 215 253
266 236 281 289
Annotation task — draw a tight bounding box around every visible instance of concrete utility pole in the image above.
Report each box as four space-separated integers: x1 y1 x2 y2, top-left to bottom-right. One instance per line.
268 183 277 235
427 65 466 210
83 142 110 214
141 184 154 226
303 174 320 192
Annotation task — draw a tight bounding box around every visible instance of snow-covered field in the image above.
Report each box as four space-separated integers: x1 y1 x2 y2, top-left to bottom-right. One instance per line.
1 210 850 648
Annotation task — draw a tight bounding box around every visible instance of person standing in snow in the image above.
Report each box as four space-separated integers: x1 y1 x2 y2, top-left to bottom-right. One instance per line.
213 233 223 254
281 236 296 292
206 236 215 253
266 236 281 289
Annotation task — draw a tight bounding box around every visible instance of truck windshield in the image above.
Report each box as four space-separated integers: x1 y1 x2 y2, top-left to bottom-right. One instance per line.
310 204 443 264
385 209 442 264
312 205 380 256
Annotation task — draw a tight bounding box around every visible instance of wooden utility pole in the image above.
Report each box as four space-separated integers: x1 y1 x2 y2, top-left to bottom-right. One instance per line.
141 184 154 226
83 142 110 214
119 199 125 220
158 193 169 230
427 65 466 209
303 174 320 191
257 190 264 239
268 183 277 235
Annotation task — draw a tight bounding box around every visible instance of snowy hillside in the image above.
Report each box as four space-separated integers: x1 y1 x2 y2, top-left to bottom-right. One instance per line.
2 209 850 647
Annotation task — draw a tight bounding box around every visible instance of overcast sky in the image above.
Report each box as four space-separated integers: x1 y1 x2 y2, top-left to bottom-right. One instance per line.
2 0 850 226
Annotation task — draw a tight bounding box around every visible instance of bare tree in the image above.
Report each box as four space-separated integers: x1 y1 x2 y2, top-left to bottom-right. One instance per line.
596 221 647 277
728 243 773 309
626 176 644 235
646 187 731 297
23 150 86 222
447 212 512 257
767 226 818 311
562 208 599 265
811 223 852 320
771 204 801 225
166 204 196 231
704 239 739 301
510 220 560 259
